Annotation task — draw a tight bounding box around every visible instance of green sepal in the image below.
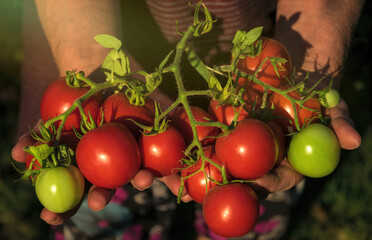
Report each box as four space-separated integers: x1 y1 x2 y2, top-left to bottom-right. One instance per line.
65 70 86 88
231 27 263 67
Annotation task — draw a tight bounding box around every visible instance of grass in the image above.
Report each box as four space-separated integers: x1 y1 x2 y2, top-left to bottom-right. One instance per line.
0 1 371 240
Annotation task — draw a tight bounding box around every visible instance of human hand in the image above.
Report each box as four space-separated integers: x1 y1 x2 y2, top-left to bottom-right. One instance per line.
254 98 361 194
12 125 192 225
11 129 112 224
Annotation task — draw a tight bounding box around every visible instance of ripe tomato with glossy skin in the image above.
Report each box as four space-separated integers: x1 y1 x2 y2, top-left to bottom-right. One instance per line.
101 92 155 139
215 118 278 180
35 165 85 213
170 105 219 145
76 123 141 189
202 183 259 238
266 120 286 165
271 90 321 133
40 77 102 131
181 146 223 204
288 123 340 178
138 125 186 177
236 37 292 94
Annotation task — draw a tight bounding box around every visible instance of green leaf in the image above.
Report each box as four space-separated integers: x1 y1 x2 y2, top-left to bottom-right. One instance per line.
115 50 130 76
94 34 122 50
101 49 116 72
244 27 263 45
158 51 174 70
23 144 53 163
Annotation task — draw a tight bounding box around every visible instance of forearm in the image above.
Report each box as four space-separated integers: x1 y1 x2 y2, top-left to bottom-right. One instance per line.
275 0 365 88
18 0 122 135
34 0 122 77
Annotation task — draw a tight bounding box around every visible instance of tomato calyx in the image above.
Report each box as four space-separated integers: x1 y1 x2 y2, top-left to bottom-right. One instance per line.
30 122 57 143
231 28 263 67
130 101 169 136
178 147 229 204
17 143 75 185
65 70 88 88
73 109 104 139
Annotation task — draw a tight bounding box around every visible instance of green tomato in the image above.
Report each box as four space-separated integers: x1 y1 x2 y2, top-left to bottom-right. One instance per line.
321 89 340 108
35 165 85 213
288 123 340 178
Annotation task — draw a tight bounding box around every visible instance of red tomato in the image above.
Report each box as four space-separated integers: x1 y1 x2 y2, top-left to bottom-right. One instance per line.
241 85 263 107
236 37 292 93
101 92 155 139
138 125 186 177
208 99 249 126
202 183 259 238
266 120 286 165
170 105 219 145
181 146 223 204
215 118 278 180
270 90 321 133
76 123 141 189
208 87 261 126
40 77 102 131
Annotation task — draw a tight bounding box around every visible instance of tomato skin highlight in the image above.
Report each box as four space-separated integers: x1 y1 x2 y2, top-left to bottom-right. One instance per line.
288 123 340 178
202 183 259 238
40 77 101 131
101 92 155 139
35 165 85 213
170 105 219 145
181 146 223 204
215 118 278 180
271 90 321 133
138 126 186 177
76 123 141 189
236 37 292 94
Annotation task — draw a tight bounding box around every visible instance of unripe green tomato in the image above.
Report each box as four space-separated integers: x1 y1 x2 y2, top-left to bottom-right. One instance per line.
322 89 340 108
288 123 340 178
35 165 85 213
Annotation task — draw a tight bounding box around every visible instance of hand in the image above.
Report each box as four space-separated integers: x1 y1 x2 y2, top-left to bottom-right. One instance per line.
254 98 361 194
11 126 191 225
11 129 112 224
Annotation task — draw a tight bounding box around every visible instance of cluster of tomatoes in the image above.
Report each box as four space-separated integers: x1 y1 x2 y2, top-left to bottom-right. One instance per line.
21 34 341 239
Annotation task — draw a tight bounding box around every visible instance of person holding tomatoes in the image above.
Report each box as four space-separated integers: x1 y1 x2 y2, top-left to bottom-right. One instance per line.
12 0 363 239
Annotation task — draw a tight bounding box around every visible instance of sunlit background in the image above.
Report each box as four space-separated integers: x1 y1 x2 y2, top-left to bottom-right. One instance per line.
0 1 371 239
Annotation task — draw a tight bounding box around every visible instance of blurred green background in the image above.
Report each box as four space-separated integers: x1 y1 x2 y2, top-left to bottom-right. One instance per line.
0 1 371 240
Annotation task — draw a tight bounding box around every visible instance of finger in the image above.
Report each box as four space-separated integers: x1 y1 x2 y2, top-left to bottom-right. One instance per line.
131 169 155 191
159 174 193 202
87 186 116 211
40 208 65 225
254 159 304 193
12 121 42 163
40 203 80 225
326 99 350 119
330 117 361 150
11 133 35 163
326 99 361 150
